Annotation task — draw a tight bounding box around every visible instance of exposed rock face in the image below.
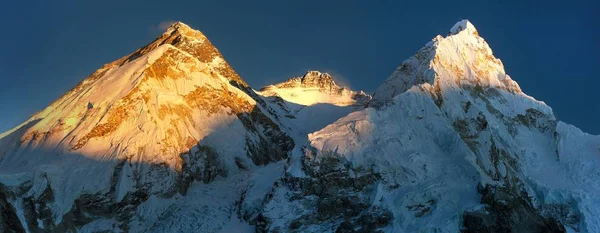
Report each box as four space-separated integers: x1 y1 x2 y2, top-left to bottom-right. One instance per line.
0 189 24 233
127 21 247 86
261 71 340 93
258 148 392 232
462 185 565 233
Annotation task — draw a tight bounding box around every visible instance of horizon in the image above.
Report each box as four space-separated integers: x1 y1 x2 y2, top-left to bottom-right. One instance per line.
0 0 598 134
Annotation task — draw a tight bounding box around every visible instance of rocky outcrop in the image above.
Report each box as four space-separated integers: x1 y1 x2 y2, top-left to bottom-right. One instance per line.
258 148 392 232
260 71 340 92
463 185 565 233
237 106 295 165
0 189 24 233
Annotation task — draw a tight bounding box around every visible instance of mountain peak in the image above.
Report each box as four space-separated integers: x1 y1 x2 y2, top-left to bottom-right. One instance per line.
261 70 338 91
140 21 247 85
259 71 371 106
166 21 190 30
448 19 478 36
300 70 335 84
371 20 521 106
162 21 205 38
157 21 205 41
0 17 294 225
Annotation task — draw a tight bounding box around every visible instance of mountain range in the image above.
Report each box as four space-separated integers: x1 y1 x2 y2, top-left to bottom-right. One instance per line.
0 20 598 233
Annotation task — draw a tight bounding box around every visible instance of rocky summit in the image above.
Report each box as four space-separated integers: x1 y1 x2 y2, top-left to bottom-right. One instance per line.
0 20 598 233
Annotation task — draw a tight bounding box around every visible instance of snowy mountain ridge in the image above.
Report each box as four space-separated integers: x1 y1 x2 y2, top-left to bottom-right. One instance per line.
260 20 600 233
0 20 598 233
259 70 371 107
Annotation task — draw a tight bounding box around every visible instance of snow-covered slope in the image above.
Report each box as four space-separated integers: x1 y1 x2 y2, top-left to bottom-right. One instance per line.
260 20 600 232
0 22 293 232
257 71 371 136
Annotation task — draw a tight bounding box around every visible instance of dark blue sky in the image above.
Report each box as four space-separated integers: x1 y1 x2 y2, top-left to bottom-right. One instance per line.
0 0 598 134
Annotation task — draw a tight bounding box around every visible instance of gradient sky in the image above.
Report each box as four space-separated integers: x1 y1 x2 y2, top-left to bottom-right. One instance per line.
0 0 598 134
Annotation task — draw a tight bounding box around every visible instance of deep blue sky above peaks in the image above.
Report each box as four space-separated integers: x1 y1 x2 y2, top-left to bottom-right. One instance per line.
0 0 598 134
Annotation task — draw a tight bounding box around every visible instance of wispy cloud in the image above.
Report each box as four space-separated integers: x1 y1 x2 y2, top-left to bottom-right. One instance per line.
324 70 353 90
154 20 177 31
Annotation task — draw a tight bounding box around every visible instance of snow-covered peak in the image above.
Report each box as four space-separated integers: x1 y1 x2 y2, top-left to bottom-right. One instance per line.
0 21 294 229
371 19 522 106
265 70 337 90
258 71 371 106
302 70 334 83
166 21 192 31
296 20 599 233
448 19 479 36
162 21 205 40
128 21 247 86
0 19 272 168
